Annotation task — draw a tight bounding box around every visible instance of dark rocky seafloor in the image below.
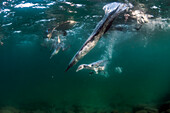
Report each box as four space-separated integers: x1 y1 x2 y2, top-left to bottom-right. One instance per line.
0 101 170 113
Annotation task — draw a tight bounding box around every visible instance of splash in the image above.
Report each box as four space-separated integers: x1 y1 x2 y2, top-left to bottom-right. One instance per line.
100 33 117 77
14 1 56 9
2 23 12 27
99 30 135 77
13 31 21 33
35 18 56 23
63 2 85 8
99 16 170 77
144 18 170 31
14 3 38 8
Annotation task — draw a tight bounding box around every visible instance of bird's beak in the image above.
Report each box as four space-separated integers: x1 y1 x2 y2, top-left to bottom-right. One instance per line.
76 69 79 72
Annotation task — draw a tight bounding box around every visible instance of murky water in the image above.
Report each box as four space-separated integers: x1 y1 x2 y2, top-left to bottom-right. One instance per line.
0 0 170 112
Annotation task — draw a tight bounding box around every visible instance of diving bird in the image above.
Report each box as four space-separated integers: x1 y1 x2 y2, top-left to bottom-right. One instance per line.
50 35 61 59
65 2 132 72
50 34 71 59
0 35 4 46
47 20 77 39
76 60 108 74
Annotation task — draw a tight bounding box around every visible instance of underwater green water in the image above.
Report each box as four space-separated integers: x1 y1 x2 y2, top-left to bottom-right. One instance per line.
0 0 170 112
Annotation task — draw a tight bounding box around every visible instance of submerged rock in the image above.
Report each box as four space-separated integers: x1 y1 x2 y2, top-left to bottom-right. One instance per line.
133 105 158 113
0 107 20 113
159 101 170 113
135 110 147 113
